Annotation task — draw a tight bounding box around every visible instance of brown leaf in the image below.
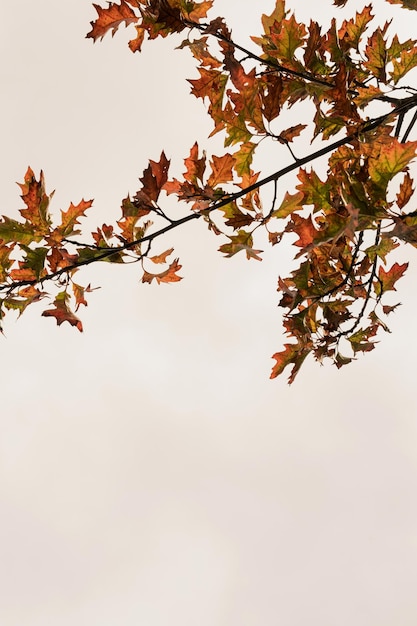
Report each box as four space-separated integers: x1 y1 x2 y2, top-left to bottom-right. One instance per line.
87 1 138 41
396 172 414 209
270 343 311 384
42 292 83 331
183 142 206 184
277 124 307 143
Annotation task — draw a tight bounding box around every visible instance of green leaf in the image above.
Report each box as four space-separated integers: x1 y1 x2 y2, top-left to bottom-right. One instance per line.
0 217 40 245
218 230 262 260
272 191 304 219
390 47 417 84
385 0 417 10
368 139 417 189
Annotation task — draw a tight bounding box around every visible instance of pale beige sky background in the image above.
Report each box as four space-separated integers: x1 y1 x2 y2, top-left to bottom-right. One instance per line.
1 1 417 625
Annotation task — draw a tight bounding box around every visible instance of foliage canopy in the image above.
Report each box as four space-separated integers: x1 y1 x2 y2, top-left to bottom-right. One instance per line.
2 0 417 382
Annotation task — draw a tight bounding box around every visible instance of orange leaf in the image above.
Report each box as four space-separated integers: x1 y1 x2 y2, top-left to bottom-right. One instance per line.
270 343 311 384
207 153 235 187
376 262 408 295
187 1 214 21
42 292 83 331
150 248 174 264
18 167 52 234
128 25 145 52
142 258 182 284
183 142 206 184
58 199 93 237
87 1 138 41
368 138 417 189
397 172 414 209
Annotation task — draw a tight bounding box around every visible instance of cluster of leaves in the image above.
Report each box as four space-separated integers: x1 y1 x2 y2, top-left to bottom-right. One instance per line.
2 0 417 381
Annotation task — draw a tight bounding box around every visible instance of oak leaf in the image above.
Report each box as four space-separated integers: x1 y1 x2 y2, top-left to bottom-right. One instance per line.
87 1 138 41
18 167 52 235
390 47 417 84
57 199 93 238
277 124 307 144
396 172 414 209
218 230 262 260
142 258 182 284
207 153 235 187
385 0 417 9
183 142 206 184
368 139 417 189
376 262 408 295
150 248 174 264
42 291 83 331
270 343 311 384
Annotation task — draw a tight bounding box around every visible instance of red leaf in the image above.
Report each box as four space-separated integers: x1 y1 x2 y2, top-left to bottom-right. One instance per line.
376 262 408 294
42 292 83 331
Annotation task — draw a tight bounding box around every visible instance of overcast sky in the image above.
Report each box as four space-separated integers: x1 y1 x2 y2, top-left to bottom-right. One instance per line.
1 1 417 625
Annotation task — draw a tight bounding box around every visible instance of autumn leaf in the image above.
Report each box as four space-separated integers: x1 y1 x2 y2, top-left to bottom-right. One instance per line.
42 291 83 331
260 73 283 122
375 262 408 295
185 1 214 21
128 25 145 52
87 1 138 41
269 14 307 64
365 237 399 263
0 243 14 282
382 303 401 314
18 167 52 235
136 151 170 204
142 258 182 284
218 230 262 260
9 267 38 282
348 327 377 353
270 343 311 383
183 142 206 184
150 248 174 264
232 142 257 178
390 47 417 84
176 37 221 69
272 191 304 219
354 85 383 108
223 203 254 229
338 5 374 51
0 217 40 246
277 124 307 143
286 214 316 249
396 172 414 209
385 0 417 9
364 26 388 81
56 199 93 238
72 282 96 311
207 153 235 187
368 139 417 189
260 0 287 37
